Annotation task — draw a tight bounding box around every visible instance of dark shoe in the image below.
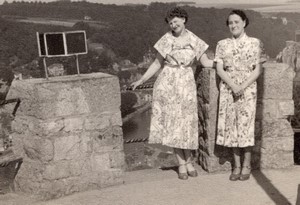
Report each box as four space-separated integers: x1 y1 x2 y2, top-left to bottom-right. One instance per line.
178 164 188 180
229 173 240 181
239 166 251 181
229 167 241 181
187 170 198 177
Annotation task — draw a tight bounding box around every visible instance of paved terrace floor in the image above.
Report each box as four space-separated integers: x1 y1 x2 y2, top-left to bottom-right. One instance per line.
1 165 300 205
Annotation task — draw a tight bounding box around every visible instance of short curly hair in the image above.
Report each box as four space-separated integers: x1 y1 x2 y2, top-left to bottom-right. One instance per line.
165 7 188 24
226 10 249 28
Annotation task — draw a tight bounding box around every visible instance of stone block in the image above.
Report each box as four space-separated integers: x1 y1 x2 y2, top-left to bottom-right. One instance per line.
15 159 44 183
278 100 294 118
112 126 123 138
23 137 54 162
54 135 81 161
261 137 294 154
91 169 124 188
257 63 295 100
78 133 92 154
90 153 110 171
8 73 125 199
111 112 123 126
261 119 294 139
256 99 277 120
84 114 110 131
109 151 125 169
256 99 294 120
43 161 71 180
6 73 121 119
259 151 294 169
39 119 65 135
63 117 84 132
91 128 123 153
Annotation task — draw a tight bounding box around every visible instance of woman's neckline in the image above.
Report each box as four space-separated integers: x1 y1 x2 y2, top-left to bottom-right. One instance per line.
232 32 247 42
171 29 189 38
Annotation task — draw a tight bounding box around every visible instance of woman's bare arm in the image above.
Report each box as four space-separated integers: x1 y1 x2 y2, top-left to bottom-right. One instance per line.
131 53 164 90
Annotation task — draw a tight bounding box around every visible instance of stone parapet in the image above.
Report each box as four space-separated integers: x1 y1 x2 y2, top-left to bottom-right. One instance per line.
197 62 295 172
6 73 125 200
254 62 295 169
196 67 232 172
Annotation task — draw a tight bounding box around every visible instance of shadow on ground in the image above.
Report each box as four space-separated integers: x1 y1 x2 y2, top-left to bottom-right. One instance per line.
252 170 292 205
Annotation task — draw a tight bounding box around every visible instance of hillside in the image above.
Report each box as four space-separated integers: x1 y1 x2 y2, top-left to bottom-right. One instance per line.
0 2 295 86
0 2 295 62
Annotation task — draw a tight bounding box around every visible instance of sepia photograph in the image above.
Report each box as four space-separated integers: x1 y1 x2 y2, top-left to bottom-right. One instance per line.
0 0 299 204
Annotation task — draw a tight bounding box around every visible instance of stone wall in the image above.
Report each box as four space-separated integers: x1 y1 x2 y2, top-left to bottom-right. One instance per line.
5 73 125 200
277 41 300 81
197 62 295 172
277 41 300 129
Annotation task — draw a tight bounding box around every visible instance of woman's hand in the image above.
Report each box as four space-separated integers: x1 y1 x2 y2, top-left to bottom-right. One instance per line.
129 53 163 90
131 79 144 90
231 84 244 96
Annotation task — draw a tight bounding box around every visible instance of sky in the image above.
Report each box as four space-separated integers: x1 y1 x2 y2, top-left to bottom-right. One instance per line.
80 0 288 4
1 0 289 4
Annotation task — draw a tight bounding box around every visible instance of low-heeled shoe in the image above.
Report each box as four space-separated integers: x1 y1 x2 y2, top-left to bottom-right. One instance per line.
229 173 240 181
188 170 198 177
239 174 250 181
178 172 188 180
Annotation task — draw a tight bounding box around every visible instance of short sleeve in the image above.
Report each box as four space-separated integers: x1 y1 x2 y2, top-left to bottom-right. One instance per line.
153 33 173 59
194 37 209 61
255 40 267 64
214 41 225 64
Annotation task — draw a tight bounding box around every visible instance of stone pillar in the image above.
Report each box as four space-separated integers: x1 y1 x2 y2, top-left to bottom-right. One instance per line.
6 73 125 200
197 62 295 172
255 62 295 169
196 67 231 172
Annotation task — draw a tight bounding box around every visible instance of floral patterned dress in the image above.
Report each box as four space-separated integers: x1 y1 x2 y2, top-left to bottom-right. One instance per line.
215 34 265 147
148 29 208 150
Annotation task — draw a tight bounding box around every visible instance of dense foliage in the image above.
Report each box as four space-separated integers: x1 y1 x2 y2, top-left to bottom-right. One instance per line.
0 1 296 64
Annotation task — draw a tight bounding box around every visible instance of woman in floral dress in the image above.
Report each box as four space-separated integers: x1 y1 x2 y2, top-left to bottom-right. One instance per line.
215 10 265 181
132 7 213 180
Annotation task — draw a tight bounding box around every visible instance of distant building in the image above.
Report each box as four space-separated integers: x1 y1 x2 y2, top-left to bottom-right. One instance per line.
143 94 152 102
282 17 288 25
84 16 92 21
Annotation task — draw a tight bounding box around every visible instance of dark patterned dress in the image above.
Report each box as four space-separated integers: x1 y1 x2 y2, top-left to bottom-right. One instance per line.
215 33 265 147
148 29 208 149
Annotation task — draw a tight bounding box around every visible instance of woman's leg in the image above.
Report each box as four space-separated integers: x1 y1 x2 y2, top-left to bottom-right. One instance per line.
174 148 189 180
174 148 187 173
229 148 242 181
183 149 196 172
241 147 252 175
232 148 242 174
